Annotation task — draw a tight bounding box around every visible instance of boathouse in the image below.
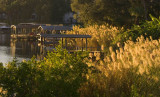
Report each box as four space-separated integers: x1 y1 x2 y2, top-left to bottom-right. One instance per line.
0 23 11 33
11 23 41 35
38 25 72 34
10 23 48 39
39 34 91 51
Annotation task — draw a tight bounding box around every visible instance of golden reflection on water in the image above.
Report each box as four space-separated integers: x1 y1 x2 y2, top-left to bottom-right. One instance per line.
0 34 46 64
10 39 45 60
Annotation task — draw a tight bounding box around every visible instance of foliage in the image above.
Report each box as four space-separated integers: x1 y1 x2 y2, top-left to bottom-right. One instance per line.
0 36 160 96
71 0 160 26
67 24 124 51
115 15 160 44
0 15 160 96
0 46 88 97
67 15 160 52
71 0 131 26
79 36 160 97
0 0 71 24
50 0 71 24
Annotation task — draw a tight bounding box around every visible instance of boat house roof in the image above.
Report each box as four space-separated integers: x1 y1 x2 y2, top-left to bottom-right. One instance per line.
11 23 48 29
38 25 72 31
40 34 91 38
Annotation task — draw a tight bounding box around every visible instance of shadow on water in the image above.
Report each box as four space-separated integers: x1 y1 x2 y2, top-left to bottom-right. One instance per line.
0 33 101 64
0 33 45 64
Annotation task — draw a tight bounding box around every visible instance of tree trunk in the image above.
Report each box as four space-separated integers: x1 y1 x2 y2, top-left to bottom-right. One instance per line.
142 0 148 20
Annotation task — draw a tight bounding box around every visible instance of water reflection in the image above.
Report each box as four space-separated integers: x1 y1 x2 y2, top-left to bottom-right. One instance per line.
0 34 98 64
0 34 45 64
10 39 41 58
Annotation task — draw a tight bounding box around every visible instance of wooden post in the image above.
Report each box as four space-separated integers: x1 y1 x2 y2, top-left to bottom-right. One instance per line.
82 38 83 51
86 38 87 51
75 38 77 50
44 37 45 42
62 38 63 48
43 37 45 45
65 38 67 49
40 36 42 42
53 38 55 47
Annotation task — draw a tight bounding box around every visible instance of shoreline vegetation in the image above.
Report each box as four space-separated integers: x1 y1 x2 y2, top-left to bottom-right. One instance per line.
0 15 160 96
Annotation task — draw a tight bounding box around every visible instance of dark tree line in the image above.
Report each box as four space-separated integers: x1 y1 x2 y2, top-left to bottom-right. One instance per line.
0 0 159 26
0 0 71 24
71 0 160 27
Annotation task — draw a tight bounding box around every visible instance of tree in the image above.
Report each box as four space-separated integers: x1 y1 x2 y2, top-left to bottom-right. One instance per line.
71 0 160 27
50 0 71 24
71 0 132 26
0 0 72 24
129 0 160 24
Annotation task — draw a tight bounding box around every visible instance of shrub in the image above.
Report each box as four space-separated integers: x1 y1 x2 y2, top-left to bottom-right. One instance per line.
67 15 160 52
79 36 160 97
115 15 160 44
67 24 124 51
0 46 89 97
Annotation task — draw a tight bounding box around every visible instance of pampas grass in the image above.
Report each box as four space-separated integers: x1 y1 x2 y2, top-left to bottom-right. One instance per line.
79 36 160 97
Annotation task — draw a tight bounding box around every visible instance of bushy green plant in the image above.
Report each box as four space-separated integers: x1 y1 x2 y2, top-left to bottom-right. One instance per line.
115 15 160 44
38 45 88 97
0 46 88 97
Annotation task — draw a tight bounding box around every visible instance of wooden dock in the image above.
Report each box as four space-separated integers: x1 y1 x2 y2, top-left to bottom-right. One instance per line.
39 34 91 38
10 34 37 40
38 34 92 51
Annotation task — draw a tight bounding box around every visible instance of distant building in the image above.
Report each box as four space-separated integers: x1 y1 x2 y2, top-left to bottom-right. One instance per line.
0 23 11 33
11 23 42 35
0 13 7 20
63 12 77 24
31 13 38 21
38 25 72 34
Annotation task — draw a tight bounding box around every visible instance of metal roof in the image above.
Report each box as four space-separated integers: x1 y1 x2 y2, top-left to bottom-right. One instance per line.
39 25 72 31
0 23 10 29
14 25 40 29
11 23 48 29
38 26 54 30
40 34 91 38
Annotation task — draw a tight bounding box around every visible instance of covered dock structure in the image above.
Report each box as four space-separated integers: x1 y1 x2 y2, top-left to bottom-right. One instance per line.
11 23 48 39
0 23 11 33
11 23 42 35
39 34 91 51
38 25 72 34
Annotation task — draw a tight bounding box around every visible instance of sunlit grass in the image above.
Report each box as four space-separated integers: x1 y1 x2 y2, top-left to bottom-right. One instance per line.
79 36 160 97
67 25 124 50
0 87 7 97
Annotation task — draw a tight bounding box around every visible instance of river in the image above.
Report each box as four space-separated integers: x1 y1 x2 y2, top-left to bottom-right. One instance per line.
0 34 44 64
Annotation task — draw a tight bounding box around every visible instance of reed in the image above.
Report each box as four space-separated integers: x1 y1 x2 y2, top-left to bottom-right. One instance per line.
79 36 160 97
67 25 124 50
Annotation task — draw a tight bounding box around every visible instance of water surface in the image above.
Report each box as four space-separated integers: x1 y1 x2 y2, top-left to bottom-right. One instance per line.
0 34 44 64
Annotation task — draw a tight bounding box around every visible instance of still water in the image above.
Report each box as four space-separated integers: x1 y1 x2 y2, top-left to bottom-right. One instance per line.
0 34 44 64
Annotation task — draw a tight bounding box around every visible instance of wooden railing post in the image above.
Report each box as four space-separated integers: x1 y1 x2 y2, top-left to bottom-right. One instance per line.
82 38 83 51
65 38 67 49
62 38 63 48
86 38 87 51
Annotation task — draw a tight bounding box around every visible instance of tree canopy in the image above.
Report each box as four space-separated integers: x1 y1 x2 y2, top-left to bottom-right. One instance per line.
71 0 160 27
0 0 71 24
0 0 159 26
